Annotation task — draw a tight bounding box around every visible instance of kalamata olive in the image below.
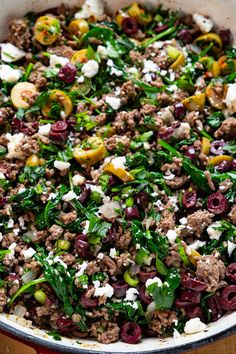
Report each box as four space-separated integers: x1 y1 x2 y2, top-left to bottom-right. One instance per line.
135 191 149 209
139 286 152 305
112 281 129 298
173 102 186 120
185 306 205 321
125 206 140 220
122 17 138 35
103 224 117 244
57 317 77 333
58 63 77 84
220 285 236 311
138 271 157 283
179 290 201 304
12 117 24 131
80 288 99 308
231 159 236 171
219 29 231 47
182 188 197 209
215 160 232 173
121 322 142 344
0 197 7 206
210 140 226 155
181 274 207 292
226 263 236 283
155 24 169 33
78 186 91 203
207 294 223 322
207 192 229 215
184 146 196 160
177 29 193 44
49 121 69 142
75 234 90 258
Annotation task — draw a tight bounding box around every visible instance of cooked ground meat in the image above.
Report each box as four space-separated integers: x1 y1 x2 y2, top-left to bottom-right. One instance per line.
29 64 48 88
165 175 189 189
90 320 120 343
48 45 75 59
214 117 236 140
229 205 236 225
104 134 131 153
148 310 177 335
196 255 226 292
8 18 30 50
184 210 214 237
59 210 77 225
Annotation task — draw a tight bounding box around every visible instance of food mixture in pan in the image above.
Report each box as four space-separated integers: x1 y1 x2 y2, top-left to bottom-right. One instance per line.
0 0 236 344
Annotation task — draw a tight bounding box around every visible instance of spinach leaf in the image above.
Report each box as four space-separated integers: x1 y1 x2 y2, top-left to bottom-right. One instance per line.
148 268 180 310
107 300 146 323
223 140 236 155
10 188 38 211
88 215 111 244
206 111 225 128
19 166 46 184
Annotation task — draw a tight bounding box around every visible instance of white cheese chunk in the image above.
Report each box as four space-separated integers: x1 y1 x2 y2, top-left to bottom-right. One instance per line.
97 45 107 59
0 64 21 82
166 229 178 244
193 14 213 33
184 317 206 334
94 283 114 298
76 261 88 276
109 248 117 258
228 241 236 257
0 173 5 179
49 55 69 72
186 240 206 254
111 156 126 169
22 247 36 260
82 60 99 78
72 174 85 186
105 96 121 110
5 133 25 159
54 160 71 171
225 83 236 113
7 219 14 228
98 201 121 219
54 256 68 269
143 60 158 73
38 124 51 136
62 191 77 202
124 288 139 301
75 0 104 19
0 43 25 62
172 122 191 139
146 277 163 288
207 221 222 240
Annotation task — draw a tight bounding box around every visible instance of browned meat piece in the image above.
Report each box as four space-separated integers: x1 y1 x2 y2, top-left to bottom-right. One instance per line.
157 92 172 106
129 50 145 63
148 310 177 335
165 175 189 189
120 80 137 101
101 256 117 275
161 157 183 174
196 255 226 292
204 171 215 191
229 205 236 225
59 210 77 225
113 110 140 132
0 107 15 127
165 244 181 267
94 113 107 125
184 210 214 237
48 45 75 59
90 320 120 343
0 288 7 312
8 18 30 50
115 229 132 250
86 260 101 275
48 225 64 239
21 137 40 156
104 134 130 153
60 253 76 265
183 111 203 130
158 198 176 233
214 118 236 140
29 64 47 88
140 104 157 115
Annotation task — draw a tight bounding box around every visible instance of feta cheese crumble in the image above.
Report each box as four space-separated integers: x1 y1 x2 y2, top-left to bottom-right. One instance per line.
225 83 236 114
54 160 71 171
62 191 77 202
82 60 99 78
105 96 121 110
146 277 163 288
124 288 139 301
49 55 69 72
193 14 213 33
207 221 222 240
72 174 85 186
111 156 126 169
75 0 104 19
143 60 158 73
166 229 178 244
38 124 51 136
5 133 25 159
0 65 21 82
0 43 25 62
22 248 36 260
184 317 206 334
94 283 114 298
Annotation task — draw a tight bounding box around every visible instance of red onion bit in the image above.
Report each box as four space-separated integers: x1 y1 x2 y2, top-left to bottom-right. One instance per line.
182 188 197 209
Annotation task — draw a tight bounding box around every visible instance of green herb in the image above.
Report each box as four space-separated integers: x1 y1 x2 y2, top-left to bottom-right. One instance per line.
147 268 180 310
8 277 47 306
88 215 111 244
22 63 34 82
19 166 46 184
47 331 62 341
223 140 236 155
141 26 176 48
206 111 224 128
107 300 146 324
